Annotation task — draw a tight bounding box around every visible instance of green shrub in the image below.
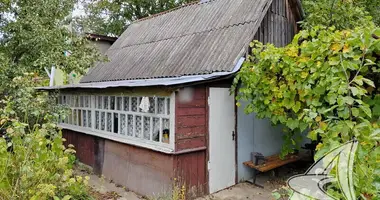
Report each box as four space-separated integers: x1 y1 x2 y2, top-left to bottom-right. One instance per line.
0 74 92 199
0 120 93 200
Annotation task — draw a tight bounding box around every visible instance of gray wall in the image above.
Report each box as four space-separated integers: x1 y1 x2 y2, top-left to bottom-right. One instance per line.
237 101 284 182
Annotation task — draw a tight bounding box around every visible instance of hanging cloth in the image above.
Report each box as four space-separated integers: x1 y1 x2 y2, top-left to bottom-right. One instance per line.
139 97 150 113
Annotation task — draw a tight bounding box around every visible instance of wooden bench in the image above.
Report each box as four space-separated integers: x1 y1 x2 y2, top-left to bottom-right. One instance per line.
243 153 301 187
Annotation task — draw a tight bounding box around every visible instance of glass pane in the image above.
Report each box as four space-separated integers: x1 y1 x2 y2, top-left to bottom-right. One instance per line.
127 115 133 136
157 98 165 114
67 96 71 106
78 110 82 126
113 113 118 133
110 96 115 110
148 97 155 113
116 97 122 110
83 110 87 127
80 96 84 107
143 116 151 140
85 96 90 108
107 112 112 132
64 112 68 123
162 118 170 144
135 115 142 138
95 111 100 130
166 98 170 115
153 118 160 142
138 97 143 112
97 96 102 109
58 96 62 104
88 111 92 128
68 111 72 124
73 110 77 125
75 96 79 107
63 95 67 105
120 114 126 135
131 97 138 112
124 97 129 111
103 96 109 110
101 112 105 131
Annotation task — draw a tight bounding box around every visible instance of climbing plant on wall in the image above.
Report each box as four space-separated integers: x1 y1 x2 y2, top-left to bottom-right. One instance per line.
233 25 379 198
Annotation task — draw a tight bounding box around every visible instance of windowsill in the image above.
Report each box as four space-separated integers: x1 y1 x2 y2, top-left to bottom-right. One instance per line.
59 124 175 154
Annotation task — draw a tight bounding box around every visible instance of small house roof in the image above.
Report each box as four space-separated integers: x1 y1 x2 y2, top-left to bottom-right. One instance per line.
85 33 118 43
80 0 273 83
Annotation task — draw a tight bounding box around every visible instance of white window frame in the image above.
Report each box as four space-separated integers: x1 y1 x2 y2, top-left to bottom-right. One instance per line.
58 93 176 153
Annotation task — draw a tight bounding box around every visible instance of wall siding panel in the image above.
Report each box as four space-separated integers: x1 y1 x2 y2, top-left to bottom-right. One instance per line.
174 86 208 198
175 86 207 151
253 0 299 47
174 151 207 198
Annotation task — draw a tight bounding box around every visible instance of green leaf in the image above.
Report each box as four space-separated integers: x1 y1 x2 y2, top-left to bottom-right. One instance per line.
353 75 363 86
359 105 372 118
342 96 354 105
292 101 301 113
308 130 318 140
309 111 318 119
338 107 350 119
62 195 72 200
286 119 299 130
349 87 359 96
373 104 380 117
271 192 282 200
362 78 375 88
322 105 338 114
351 107 360 117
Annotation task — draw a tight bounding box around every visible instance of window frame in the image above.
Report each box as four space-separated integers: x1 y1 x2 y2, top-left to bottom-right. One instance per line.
58 92 176 153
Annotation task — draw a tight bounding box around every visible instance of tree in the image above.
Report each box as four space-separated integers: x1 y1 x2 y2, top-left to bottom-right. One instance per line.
0 0 102 83
0 0 101 198
233 1 379 198
77 0 194 36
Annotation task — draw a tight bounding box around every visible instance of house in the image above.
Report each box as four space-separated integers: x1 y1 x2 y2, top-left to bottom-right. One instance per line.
53 33 118 86
40 0 303 198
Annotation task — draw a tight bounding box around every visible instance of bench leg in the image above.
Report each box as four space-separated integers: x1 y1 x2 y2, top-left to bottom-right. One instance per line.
252 169 264 188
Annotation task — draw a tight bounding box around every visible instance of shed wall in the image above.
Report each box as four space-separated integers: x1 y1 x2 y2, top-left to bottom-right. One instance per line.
253 0 299 47
101 140 174 196
175 86 207 151
61 86 208 198
63 130 174 196
174 86 208 197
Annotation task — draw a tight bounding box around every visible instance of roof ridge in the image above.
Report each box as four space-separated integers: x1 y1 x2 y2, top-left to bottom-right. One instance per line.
119 18 258 49
133 0 219 24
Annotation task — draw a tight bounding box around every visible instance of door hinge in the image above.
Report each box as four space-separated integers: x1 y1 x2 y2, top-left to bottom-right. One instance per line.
232 131 235 141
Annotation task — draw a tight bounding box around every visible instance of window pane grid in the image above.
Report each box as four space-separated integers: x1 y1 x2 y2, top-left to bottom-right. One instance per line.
58 94 172 145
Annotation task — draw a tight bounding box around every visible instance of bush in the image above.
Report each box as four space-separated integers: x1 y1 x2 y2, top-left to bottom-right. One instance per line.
0 75 92 199
0 121 92 199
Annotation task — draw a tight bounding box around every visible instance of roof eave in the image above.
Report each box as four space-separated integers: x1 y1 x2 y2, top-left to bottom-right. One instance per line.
37 57 245 91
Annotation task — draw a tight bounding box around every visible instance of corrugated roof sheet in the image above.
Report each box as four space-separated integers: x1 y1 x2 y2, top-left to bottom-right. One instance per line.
81 0 272 83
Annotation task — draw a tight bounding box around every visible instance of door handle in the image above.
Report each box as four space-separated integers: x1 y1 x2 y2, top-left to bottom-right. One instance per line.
232 131 235 141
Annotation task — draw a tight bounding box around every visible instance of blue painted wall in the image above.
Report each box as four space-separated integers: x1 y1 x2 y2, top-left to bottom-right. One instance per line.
237 101 285 182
